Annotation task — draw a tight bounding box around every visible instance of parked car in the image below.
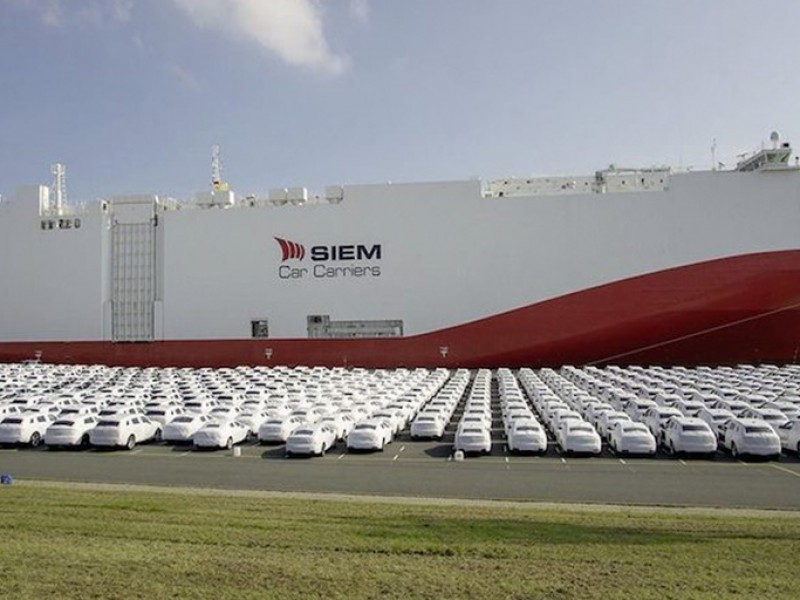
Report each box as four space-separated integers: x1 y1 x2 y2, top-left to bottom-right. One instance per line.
89 415 161 450
777 420 800 455
556 421 602 456
454 423 492 455
722 418 781 460
643 406 683 440
697 408 735 438
662 417 717 457
410 413 447 440
608 421 657 456
0 412 55 447
193 419 250 450
346 418 393 451
285 423 338 457
257 415 307 444
506 419 548 454
163 414 211 444
44 415 98 448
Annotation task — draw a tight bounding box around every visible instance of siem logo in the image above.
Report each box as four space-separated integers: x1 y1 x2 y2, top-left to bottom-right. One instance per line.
274 237 306 262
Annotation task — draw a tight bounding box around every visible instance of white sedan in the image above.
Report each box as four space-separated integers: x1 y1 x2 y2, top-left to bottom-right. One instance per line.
346 418 393 452
193 420 250 450
410 413 447 440
285 423 338 457
777 420 800 455
44 415 98 449
556 421 602 456
663 417 718 457
258 415 307 444
506 419 548 454
90 414 161 450
163 414 211 444
453 423 492 455
608 422 657 456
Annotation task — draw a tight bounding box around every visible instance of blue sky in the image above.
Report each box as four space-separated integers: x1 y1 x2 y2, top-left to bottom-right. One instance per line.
1 0 799 201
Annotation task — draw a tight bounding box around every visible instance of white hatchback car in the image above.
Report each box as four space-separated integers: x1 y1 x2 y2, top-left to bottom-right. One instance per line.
0 412 55 447
193 419 249 450
44 415 98 448
722 418 781 460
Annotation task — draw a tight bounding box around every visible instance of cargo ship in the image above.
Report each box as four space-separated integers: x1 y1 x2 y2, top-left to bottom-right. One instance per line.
2 135 800 368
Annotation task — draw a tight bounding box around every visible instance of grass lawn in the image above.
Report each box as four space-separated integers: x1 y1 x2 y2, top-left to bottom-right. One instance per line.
0 484 799 599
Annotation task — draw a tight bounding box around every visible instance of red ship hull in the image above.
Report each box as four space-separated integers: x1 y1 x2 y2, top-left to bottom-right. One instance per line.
3 250 800 368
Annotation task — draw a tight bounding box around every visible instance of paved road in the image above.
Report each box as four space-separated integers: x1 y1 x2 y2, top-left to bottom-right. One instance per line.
2 439 799 509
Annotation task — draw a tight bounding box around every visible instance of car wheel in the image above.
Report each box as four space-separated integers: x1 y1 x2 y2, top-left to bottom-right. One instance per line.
80 434 90 448
796 441 800 456
225 437 233 450
731 442 739 458
30 432 42 447
154 428 162 442
669 441 676 456
125 435 136 451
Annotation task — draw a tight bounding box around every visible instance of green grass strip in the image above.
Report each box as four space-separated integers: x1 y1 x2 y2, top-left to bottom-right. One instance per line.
1 484 799 599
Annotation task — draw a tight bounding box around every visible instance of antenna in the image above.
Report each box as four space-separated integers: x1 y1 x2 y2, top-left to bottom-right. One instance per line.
711 138 717 171
211 145 221 191
50 163 66 214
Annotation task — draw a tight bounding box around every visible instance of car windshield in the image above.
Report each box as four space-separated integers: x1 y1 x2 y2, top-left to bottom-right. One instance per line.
623 427 645 433
2 418 22 424
172 416 194 423
52 420 74 426
355 424 376 430
148 410 165 416
98 420 119 427
517 426 540 432
294 430 313 436
205 424 220 429
571 426 593 433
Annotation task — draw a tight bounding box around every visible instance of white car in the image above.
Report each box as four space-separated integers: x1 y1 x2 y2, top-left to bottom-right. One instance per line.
697 408 735 438
285 423 338 456
410 413 447 439
346 418 393 451
454 423 492 455
556 421 602 456
506 419 548 454
596 411 632 441
608 421 657 456
642 406 683 439
163 414 211 443
145 405 185 426
662 417 717 456
44 415 98 448
777 420 800 455
0 412 55 447
722 418 781 460
740 407 789 434
193 419 250 450
90 415 161 450
318 413 356 440
258 415 307 444
235 410 273 436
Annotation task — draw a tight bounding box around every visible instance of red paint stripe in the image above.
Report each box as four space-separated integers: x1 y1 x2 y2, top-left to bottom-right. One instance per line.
4 250 800 368
274 237 290 262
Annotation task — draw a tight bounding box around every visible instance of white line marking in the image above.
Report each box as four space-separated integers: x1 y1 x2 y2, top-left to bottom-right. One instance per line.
561 457 566 464
770 463 800 479
392 454 399 461
337 454 345 460
178 451 191 457
504 456 509 463
128 449 143 455
619 458 627 465
679 459 687 466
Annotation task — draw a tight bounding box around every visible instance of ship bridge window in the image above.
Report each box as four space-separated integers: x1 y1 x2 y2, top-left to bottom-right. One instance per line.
251 319 270 338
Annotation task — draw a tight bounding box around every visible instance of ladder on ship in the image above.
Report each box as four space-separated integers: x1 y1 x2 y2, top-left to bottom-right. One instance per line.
110 198 157 342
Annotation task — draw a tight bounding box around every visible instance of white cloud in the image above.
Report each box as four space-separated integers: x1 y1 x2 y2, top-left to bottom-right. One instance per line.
6 0 133 27
349 0 369 24
171 0 347 76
